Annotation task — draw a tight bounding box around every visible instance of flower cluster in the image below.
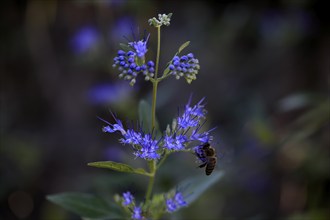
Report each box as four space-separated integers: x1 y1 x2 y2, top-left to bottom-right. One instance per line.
100 97 213 159
128 34 150 58
162 97 213 152
113 50 155 86
177 97 206 129
165 192 187 213
122 191 134 206
168 54 200 84
101 116 161 160
148 13 172 27
121 192 142 220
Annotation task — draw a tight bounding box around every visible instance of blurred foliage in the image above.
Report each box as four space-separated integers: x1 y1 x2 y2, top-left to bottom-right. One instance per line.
1 0 329 219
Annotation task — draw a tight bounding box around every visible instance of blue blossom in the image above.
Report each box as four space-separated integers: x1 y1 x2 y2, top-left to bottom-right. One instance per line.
162 97 214 152
163 134 187 151
166 192 187 213
122 191 134 206
100 117 126 135
168 53 200 83
129 38 148 58
166 199 177 213
100 117 160 161
132 133 161 160
132 206 142 219
190 126 215 143
194 145 207 163
177 97 206 129
174 192 187 207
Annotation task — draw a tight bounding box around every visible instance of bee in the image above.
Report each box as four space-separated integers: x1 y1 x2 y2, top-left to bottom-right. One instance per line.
195 142 217 176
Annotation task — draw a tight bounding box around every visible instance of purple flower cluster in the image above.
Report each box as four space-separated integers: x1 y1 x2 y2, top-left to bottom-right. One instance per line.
100 97 213 159
101 117 161 160
122 191 134 206
177 97 206 129
113 50 155 86
166 192 187 213
132 206 142 220
162 97 214 151
121 191 142 220
168 53 200 84
128 36 149 58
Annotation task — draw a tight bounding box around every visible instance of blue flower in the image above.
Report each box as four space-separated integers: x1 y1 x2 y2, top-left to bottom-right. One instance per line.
168 53 200 83
166 192 187 213
129 41 147 58
177 97 206 129
190 125 215 143
132 206 142 219
166 199 177 213
99 117 160 161
128 33 149 58
174 192 187 207
161 96 214 153
99 117 126 136
163 134 187 151
132 133 161 160
194 145 207 163
122 191 134 206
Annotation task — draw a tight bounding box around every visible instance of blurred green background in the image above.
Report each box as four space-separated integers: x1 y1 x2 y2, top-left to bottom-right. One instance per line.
1 0 329 219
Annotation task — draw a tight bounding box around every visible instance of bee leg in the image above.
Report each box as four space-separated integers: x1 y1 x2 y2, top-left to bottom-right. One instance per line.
198 163 207 168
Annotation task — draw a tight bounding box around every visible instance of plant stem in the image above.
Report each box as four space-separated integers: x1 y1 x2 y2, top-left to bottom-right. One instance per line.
145 26 161 203
145 160 156 202
151 81 158 131
155 26 161 81
151 26 161 130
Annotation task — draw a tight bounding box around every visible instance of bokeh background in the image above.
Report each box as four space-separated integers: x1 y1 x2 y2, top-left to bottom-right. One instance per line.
1 0 329 219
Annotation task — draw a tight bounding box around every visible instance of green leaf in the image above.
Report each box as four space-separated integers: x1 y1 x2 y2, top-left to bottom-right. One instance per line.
88 161 152 177
176 171 225 205
177 41 190 54
47 192 122 220
162 66 170 77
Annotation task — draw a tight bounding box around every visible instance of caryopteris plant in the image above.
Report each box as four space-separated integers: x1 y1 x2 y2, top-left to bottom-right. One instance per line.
48 13 224 220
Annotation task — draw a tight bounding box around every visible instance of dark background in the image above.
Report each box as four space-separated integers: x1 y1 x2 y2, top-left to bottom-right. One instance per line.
1 0 329 219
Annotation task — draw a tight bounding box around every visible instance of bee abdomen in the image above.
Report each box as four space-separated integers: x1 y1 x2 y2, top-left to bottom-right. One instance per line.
205 158 217 176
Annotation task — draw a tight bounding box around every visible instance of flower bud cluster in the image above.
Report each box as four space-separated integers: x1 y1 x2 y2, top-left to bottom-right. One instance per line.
168 53 200 84
148 13 172 27
113 50 155 86
120 191 142 220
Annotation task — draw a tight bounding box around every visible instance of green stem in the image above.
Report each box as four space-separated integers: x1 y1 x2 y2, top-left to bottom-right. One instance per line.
145 160 156 202
151 26 161 130
155 26 161 81
145 26 161 204
151 81 158 131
